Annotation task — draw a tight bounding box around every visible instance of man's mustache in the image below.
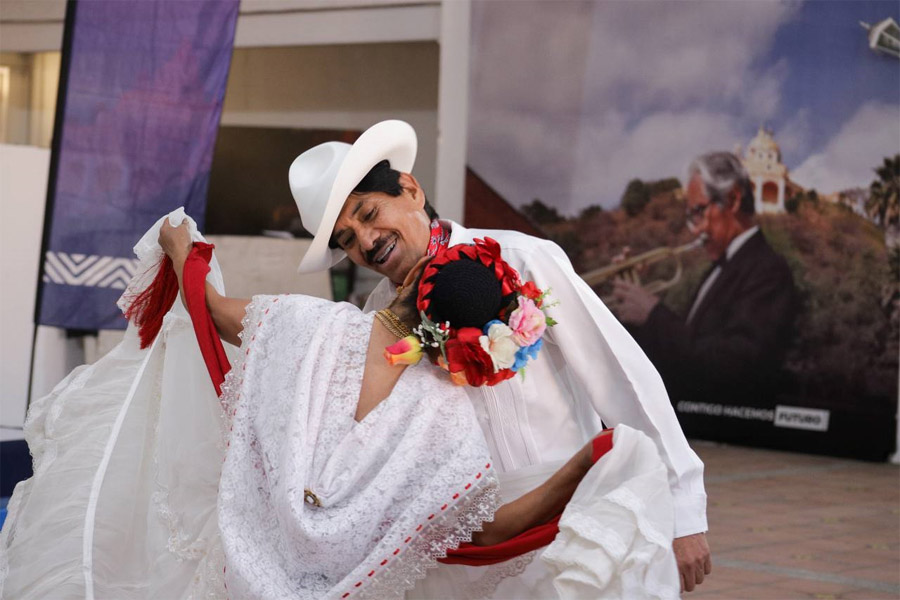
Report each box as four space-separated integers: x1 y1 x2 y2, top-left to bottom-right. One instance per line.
365 235 393 264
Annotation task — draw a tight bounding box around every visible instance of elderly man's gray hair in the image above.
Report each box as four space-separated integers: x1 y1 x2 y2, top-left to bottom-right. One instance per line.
687 151 755 215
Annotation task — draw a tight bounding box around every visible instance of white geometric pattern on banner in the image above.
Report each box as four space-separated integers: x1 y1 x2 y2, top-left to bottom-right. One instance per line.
42 251 141 290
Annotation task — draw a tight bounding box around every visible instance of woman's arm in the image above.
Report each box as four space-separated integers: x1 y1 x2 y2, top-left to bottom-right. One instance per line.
470 431 607 546
203 283 249 347
158 219 249 346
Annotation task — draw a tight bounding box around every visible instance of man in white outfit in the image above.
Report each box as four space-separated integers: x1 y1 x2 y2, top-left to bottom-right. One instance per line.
288 120 712 592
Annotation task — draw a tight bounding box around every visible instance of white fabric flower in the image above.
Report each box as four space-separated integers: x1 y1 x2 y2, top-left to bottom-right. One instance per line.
479 322 519 372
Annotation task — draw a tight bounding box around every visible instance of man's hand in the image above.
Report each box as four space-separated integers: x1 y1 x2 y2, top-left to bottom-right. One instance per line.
609 278 659 326
158 218 193 265
674 532 712 592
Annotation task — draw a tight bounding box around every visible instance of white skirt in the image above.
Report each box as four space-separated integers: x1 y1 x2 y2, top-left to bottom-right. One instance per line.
0 308 235 600
407 425 680 600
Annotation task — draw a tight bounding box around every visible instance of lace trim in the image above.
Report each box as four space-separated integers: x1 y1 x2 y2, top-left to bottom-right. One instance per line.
351 473 502 600
151 491 209 561
218 294 274 439
465 550 537 600
206 295 271 596
27 363 93 478
151 316 228 593
185 537 227 600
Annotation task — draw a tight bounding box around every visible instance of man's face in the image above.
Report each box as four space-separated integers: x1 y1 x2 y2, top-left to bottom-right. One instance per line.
685 174 736 260
331 175 431 283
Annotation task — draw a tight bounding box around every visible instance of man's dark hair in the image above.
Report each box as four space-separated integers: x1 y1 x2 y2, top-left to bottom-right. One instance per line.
352 159 404 197
328 160 439 249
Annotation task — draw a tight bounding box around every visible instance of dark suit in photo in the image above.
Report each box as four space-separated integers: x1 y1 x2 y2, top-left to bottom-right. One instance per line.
630 230 797 410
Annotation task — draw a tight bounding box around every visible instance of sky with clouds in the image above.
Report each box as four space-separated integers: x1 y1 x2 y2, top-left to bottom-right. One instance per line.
467 0 900 215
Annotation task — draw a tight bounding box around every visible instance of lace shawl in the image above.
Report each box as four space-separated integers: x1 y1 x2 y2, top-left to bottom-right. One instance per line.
217 295 500 600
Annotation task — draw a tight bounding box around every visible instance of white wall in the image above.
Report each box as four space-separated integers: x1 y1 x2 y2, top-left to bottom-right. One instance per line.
82 235 332 364
0 144 82 440
0 144 47 428
208 235 331 300
222 43 440 199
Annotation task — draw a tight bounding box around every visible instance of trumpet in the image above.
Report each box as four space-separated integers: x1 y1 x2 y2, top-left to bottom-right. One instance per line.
581 235 707 295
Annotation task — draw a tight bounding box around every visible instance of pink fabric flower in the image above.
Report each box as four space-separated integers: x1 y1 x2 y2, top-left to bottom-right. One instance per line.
508 297 547 346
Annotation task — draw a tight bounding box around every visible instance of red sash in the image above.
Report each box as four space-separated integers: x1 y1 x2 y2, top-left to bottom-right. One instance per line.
439 433 614 566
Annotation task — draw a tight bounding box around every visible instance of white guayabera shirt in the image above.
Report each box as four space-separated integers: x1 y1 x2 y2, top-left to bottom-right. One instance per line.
365 221 708 539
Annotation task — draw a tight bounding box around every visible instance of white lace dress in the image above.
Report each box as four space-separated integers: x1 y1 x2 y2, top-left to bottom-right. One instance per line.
217 295 500 600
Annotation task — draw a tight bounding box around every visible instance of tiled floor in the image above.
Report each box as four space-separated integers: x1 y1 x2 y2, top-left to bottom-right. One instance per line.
688 441 900 599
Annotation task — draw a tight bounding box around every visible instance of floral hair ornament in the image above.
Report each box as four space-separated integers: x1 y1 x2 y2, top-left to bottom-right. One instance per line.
387 237 556 387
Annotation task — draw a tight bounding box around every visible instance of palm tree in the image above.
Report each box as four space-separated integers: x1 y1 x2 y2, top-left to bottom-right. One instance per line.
867 155 900 228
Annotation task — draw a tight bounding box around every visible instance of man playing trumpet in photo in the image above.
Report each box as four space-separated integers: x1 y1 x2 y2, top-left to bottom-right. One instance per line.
611 152 797 416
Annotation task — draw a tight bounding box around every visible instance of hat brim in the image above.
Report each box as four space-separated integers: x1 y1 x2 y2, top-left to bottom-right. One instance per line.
297 120 417 273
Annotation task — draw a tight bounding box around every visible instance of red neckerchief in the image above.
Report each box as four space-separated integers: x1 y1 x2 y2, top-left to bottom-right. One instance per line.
426 219 451 258
392 220 451 288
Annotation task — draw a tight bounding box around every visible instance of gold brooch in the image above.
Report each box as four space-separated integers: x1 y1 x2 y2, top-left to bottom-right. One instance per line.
304 489 322 507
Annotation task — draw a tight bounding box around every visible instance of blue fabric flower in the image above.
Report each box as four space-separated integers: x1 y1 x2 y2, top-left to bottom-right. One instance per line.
511 338 543 372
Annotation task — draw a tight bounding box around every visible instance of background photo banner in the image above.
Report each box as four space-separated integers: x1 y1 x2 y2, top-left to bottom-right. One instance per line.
466 1 899 460
37 0 239 330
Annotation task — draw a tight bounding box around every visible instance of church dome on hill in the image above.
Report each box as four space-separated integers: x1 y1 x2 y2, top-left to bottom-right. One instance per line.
747 127 781 163
740 126 789 214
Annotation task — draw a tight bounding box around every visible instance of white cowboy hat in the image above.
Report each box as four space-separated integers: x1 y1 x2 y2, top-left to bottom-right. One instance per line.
289 120 418 272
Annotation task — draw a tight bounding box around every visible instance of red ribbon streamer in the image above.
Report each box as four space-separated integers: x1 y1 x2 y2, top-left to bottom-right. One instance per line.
182 242 232 396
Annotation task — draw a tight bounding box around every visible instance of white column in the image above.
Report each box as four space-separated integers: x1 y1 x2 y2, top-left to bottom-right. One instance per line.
754 176 763 214
777 178 785 213
434 0 471 224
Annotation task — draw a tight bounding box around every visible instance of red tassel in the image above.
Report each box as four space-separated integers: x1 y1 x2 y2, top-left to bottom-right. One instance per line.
124 255 179 349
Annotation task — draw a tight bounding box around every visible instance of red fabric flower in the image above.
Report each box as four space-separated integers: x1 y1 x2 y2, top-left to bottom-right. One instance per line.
445 327 515 387
519 281 544 307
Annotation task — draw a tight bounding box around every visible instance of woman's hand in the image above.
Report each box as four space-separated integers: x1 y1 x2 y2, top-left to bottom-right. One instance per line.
158 218 193 265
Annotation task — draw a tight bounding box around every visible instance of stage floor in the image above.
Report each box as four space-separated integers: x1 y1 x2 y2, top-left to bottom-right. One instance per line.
690 441 900 599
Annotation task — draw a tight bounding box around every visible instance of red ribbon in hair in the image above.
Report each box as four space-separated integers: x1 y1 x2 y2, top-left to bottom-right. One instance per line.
417 237 522 316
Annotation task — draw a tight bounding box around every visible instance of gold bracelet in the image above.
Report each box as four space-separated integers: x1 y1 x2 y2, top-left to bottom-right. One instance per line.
375 309 412 339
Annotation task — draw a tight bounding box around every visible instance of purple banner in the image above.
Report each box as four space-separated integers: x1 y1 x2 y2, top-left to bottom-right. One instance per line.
37 0 239 329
